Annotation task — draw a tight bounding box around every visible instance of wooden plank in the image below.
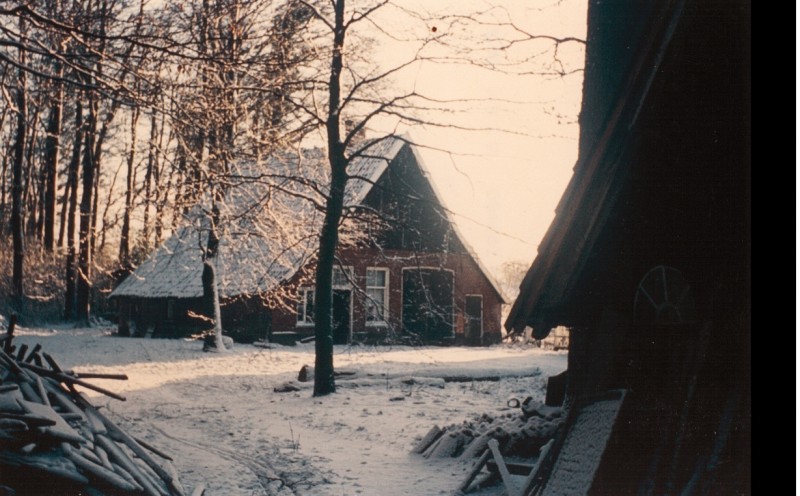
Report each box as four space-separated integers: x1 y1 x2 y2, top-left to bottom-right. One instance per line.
488 439 517 496
457 448 492 494
516 439 553 496
486 459 537 476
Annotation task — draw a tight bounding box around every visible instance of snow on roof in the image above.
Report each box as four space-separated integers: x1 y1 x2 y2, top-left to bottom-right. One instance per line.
111 136 505 302
344 136 406 206
111 148 326 299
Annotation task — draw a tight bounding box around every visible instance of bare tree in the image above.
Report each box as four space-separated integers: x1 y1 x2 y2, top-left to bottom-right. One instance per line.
10 14 27 299
289 0 585 395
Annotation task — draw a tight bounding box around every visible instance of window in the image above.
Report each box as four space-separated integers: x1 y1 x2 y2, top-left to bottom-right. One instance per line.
297 288 315 326
365 268 389 325
333 266 353 288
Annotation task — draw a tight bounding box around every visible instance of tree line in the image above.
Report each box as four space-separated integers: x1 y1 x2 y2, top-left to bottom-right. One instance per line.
0 0 320 323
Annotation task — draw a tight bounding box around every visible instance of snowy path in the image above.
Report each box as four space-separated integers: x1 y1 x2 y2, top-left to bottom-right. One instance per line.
13 325 567 495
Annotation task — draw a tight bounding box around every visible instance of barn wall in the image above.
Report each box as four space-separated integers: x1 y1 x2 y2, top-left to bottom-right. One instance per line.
114 295 271 343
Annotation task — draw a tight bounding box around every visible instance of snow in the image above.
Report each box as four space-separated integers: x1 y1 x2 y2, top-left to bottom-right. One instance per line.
540 393 626 496
8 322 567 496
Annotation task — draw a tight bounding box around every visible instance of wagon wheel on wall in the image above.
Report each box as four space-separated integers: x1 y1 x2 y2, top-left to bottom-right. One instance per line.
634 265 695 324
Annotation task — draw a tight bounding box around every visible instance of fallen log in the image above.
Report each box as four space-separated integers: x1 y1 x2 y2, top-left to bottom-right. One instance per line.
19 362 127 401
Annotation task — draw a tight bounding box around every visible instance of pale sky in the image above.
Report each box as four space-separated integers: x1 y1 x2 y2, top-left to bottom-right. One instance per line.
358 0 588 278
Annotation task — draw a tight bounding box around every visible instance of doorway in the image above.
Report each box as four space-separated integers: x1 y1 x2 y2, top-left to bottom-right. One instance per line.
332 289 352 344
402 268 454 342
465 295 483 345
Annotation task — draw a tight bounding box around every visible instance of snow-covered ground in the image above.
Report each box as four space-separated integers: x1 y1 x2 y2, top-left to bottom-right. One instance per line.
10 323 567 495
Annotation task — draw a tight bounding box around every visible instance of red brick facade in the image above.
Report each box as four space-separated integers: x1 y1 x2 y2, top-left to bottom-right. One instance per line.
271 245 504 345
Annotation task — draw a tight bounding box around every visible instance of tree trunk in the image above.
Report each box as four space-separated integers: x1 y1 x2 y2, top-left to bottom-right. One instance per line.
314 0 347 397
11 19 28 299
89 102 118 258
64 100 83 320
76 94 98 325
90 149 100 258
141 112 157 251
119 106 139 266
0 152 8 232
201 201 226 352
42 9 64 252
153 111 167 246
97 161 121 253
24 104 41 238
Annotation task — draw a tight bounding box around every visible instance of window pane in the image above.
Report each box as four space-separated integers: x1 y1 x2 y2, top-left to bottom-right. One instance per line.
297 293 305 322
367 269 386 287
366 287 385 321
333 267 351 286
306 290 315 322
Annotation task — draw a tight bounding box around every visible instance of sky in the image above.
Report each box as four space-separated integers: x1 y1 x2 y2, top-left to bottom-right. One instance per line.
360 0 589 278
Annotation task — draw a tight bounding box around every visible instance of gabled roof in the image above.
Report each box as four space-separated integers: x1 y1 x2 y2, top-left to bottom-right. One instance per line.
504 4 686 336
112 137 506 303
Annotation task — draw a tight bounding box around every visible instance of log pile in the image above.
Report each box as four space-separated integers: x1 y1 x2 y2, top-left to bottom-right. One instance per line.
0 323 194 496
412 398 564 461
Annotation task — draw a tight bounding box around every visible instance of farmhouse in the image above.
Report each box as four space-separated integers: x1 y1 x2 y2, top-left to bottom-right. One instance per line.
506 0 750 493
110 137 506 345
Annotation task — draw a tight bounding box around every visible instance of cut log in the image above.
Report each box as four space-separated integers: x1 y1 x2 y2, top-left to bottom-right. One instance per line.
15 344 28 362
35 376 51 407
412 425 443 454
0 349 23 374
135 436 174 461
425 431 467 458
96 435 164 496
63 442 142 493
94 444 114 471
0 450 89 486
2 315 17 353
42 378 88 420
298 365 313 382
16 398 85 443
83 402 185 496
23 344 41 363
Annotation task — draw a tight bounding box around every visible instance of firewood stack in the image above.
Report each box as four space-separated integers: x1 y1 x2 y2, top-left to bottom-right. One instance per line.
0 321 197 496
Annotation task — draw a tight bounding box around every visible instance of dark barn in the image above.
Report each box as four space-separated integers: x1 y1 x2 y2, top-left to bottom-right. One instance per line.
506 0 750 493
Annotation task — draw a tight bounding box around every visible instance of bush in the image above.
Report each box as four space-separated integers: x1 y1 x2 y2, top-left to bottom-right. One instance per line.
0 236 122 326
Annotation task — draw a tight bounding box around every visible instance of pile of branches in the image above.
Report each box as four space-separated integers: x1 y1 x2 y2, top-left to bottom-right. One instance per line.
0 319 200 496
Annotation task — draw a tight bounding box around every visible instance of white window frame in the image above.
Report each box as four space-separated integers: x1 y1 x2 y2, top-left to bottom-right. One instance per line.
365 267 390 327
297 266 352 328
297 287 315 327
